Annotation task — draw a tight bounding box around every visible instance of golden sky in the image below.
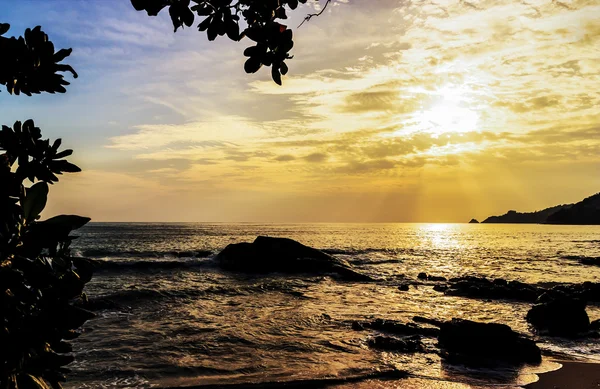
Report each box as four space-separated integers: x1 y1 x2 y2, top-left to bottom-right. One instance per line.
3 0 599 222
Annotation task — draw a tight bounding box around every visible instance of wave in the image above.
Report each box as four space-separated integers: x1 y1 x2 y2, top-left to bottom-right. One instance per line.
321 247 419 256
93 258 213 272
86 280 310 310
349 258 403 266
157 368 408 389
75 248 214 259
560 255 600 262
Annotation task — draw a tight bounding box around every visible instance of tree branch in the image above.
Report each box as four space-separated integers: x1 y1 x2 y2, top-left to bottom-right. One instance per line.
298 0 332 28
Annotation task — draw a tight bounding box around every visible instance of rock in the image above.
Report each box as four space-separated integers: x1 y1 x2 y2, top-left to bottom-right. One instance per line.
361 318 440 337
591 319 600 331
367 335 424 352
352 321 365 331
438 318 541 366
416 273 446 282
440 276 542 302
433 284 449 292
398 284 410 291
412 316 444 327
215 236 372 281
469 219 479 224
428 275 447 282
526 293 590 337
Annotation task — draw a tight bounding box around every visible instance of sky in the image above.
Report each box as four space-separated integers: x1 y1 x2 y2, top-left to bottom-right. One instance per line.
1 0 599 222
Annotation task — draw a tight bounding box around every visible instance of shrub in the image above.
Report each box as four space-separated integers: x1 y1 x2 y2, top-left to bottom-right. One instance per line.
1 23 92 389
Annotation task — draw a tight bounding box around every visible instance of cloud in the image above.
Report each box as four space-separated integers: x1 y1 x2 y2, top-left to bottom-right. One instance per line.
304 152 328 163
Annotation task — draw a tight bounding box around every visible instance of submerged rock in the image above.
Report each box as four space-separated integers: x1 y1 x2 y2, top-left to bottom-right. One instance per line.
368 335 424 352
360 318 440 337
438 318 541 366
439 276 542 302
215 236 372 281
526 292 590 337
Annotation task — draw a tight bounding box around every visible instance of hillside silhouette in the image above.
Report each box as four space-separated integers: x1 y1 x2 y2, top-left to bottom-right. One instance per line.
481 193 600 225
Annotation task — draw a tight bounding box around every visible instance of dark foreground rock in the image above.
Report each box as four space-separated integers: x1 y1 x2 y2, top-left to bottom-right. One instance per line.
354 318 440 337
367 335 424 352
441 276 543 302
438 319 541 366
216 236 372 281
526 293 590 337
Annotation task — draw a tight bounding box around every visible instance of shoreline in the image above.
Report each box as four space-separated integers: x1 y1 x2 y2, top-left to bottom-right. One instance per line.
525 360 600 389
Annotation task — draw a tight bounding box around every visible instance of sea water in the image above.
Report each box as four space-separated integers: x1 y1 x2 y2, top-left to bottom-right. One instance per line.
66 223 600 388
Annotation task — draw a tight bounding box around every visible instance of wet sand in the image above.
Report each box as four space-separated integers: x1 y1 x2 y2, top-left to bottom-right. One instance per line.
525 361 600 389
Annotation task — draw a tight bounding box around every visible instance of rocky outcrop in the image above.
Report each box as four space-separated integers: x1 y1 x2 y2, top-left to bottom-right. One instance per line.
215 236 372 281
367 335 424 352
526 292 590 337
439 276 542 302
469 219 479 223
354 318 440 337
354 316 540 366
438 319 541 366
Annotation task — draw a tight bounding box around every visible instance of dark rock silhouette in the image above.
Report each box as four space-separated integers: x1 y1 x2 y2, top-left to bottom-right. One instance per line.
367 335 424 352
216 236 372 281
355 316 541 366
481 192 600 224
591 319 600 331
440 276 542 302
526 293 590 337
438 319 541 366
354 318 440 337
469 219 479 223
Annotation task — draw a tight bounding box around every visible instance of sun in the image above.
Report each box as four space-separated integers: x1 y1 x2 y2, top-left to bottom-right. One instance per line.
412 86 480 135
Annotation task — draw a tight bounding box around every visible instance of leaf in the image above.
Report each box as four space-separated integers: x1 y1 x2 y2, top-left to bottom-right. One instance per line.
40 215 91 231
271 66 282 85
16 374 52 389
244 57 262 74
23 182 49 223
0 23 9 36
50 160 81 173
280 62 289 75
54 149 73 159
198 16 212 31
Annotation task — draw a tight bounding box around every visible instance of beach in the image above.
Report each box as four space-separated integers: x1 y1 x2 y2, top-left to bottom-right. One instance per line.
526 360 600 389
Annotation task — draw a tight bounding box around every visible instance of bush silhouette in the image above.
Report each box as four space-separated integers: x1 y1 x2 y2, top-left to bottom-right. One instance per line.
0 24 92 389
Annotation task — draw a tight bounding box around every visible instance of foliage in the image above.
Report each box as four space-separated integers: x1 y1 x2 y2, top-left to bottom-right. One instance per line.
0 24 78 95
131 0 332 85
0 23 92 389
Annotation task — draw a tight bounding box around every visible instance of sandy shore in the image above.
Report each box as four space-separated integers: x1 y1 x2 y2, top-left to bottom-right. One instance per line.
525 361 600 389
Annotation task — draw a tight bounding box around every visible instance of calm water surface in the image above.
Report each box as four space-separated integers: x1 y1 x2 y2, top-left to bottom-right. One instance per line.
67 223 600 388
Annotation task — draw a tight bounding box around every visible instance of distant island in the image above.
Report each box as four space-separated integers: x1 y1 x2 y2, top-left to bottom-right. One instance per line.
477 192 600 225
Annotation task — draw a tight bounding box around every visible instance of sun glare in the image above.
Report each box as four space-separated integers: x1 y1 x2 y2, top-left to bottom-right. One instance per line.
412 86 480 135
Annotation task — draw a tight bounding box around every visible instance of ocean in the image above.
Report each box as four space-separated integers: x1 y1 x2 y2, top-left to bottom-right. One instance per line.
66 223 600 388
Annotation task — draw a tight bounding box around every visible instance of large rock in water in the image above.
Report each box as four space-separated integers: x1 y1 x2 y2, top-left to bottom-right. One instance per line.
526 292 590 337
438 319 541 366
216 236 371 281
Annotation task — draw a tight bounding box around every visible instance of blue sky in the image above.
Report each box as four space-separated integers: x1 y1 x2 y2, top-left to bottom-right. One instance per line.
1 0 599 222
